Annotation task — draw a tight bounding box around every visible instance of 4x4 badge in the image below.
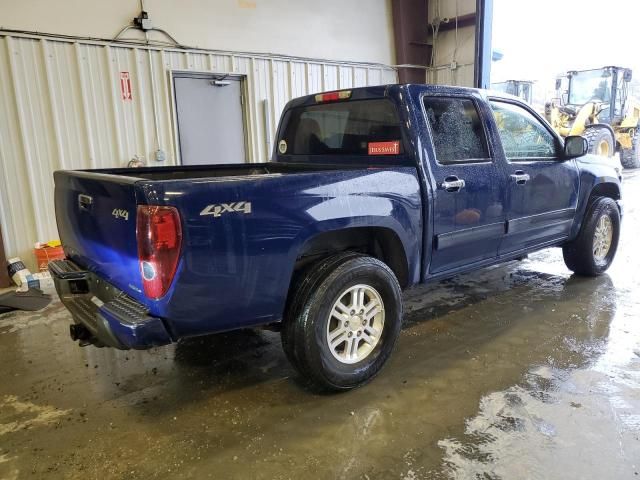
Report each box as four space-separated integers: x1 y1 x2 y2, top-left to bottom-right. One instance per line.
112 209 129 221
200 201 252 218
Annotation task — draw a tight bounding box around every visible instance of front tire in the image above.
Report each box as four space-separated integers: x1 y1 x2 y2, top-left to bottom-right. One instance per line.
583 126 614 157
282 254 402 391
562 197 620 276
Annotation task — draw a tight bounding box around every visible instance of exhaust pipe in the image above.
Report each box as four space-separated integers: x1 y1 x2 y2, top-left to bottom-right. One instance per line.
69 324 92 345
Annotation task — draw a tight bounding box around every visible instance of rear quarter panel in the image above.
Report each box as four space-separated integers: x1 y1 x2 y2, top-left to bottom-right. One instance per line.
143 168 422 338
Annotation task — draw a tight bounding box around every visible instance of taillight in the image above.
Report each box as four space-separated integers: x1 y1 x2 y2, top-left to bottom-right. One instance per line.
136 205 182 299
315 90 351 103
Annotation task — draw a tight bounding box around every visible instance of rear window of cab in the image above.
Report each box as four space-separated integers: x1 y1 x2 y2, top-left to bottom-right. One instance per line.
277 98 404 156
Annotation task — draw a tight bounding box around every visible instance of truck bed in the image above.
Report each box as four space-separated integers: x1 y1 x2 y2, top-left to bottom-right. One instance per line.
84 162 372 182
54 163 423 339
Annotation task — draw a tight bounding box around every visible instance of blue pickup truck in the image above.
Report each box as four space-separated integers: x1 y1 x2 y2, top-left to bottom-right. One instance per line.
50 84 623 390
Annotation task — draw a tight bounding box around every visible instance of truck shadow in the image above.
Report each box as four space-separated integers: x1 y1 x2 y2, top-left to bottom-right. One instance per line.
155 261 615 402
173 328 289 381
115 258 618 471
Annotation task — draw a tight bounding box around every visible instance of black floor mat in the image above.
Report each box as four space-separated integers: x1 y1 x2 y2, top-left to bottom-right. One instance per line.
0 289 51 312
0 305 15 315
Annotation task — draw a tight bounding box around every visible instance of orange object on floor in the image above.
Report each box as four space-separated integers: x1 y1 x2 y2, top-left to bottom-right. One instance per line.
34 244 66 272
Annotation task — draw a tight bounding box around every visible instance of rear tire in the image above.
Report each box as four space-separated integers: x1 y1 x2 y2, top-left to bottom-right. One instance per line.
282 254 402 391
562 197 620 276
620 128 640 169
583 126 614 157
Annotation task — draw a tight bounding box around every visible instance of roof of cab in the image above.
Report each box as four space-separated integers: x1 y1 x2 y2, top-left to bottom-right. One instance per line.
285 83 522 110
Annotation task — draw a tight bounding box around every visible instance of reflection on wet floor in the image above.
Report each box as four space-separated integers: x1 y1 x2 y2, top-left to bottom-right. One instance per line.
1 172 639 479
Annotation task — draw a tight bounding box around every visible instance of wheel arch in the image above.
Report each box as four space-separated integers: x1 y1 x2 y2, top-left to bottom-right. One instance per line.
570 179 622 240
589 182 621 201
292 226 411 289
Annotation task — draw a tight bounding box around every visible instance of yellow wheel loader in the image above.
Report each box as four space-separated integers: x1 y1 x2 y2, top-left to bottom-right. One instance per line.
545 66 640 168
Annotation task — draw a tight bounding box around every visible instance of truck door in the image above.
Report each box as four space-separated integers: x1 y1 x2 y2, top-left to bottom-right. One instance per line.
422 95 508 274
488 100 580 255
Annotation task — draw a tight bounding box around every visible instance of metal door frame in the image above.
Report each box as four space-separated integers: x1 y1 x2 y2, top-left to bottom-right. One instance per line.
169 70 250 165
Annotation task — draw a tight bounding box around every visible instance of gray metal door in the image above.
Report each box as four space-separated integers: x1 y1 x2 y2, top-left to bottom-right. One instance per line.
174 75 246 165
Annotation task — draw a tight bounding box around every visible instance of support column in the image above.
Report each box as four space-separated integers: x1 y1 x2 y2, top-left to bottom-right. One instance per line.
391 0 430 84
474 0 493 89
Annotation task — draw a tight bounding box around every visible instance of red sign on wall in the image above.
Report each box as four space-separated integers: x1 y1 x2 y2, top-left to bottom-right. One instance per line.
120 72 132 101
368 141 400 155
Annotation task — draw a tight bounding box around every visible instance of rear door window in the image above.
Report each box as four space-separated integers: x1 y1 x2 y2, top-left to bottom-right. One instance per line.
278 99 403 155
423 96 490 164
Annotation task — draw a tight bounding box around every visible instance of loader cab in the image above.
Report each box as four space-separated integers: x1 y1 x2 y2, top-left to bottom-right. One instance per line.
565 67 632 124
492 80 534 104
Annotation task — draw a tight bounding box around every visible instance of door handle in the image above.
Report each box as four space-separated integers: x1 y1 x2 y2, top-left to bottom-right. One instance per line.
510 170 530 185
440 176 466 192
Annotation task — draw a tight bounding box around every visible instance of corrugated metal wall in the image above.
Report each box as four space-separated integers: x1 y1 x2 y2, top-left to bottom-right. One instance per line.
0 32 397 269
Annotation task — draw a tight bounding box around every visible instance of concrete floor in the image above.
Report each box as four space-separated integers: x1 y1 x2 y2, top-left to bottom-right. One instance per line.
1 173 639 480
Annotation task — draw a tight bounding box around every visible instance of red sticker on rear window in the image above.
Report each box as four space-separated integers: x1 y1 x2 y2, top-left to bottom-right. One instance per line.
368 141 400 155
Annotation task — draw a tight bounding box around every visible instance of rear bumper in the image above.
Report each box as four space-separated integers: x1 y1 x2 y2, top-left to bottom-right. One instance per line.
49 260 173 349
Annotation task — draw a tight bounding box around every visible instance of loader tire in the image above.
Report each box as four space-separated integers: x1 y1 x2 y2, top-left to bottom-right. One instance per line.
620 129 640 169
583 126 614 157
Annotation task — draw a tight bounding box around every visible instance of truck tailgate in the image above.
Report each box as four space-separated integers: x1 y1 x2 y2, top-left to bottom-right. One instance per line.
54 171 144 298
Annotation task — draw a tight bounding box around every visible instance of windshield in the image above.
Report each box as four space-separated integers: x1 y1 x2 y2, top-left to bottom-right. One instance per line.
568 69 612 105
278 99 403 156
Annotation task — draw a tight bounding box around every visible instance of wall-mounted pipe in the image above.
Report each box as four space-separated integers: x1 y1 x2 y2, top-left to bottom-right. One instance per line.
145 32 164 162
434 13 476 32
114 0 180 46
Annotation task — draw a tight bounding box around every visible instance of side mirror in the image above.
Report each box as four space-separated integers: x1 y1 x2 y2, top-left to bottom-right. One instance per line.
564 135 588 159
555 78 562 90
624 69 633 82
